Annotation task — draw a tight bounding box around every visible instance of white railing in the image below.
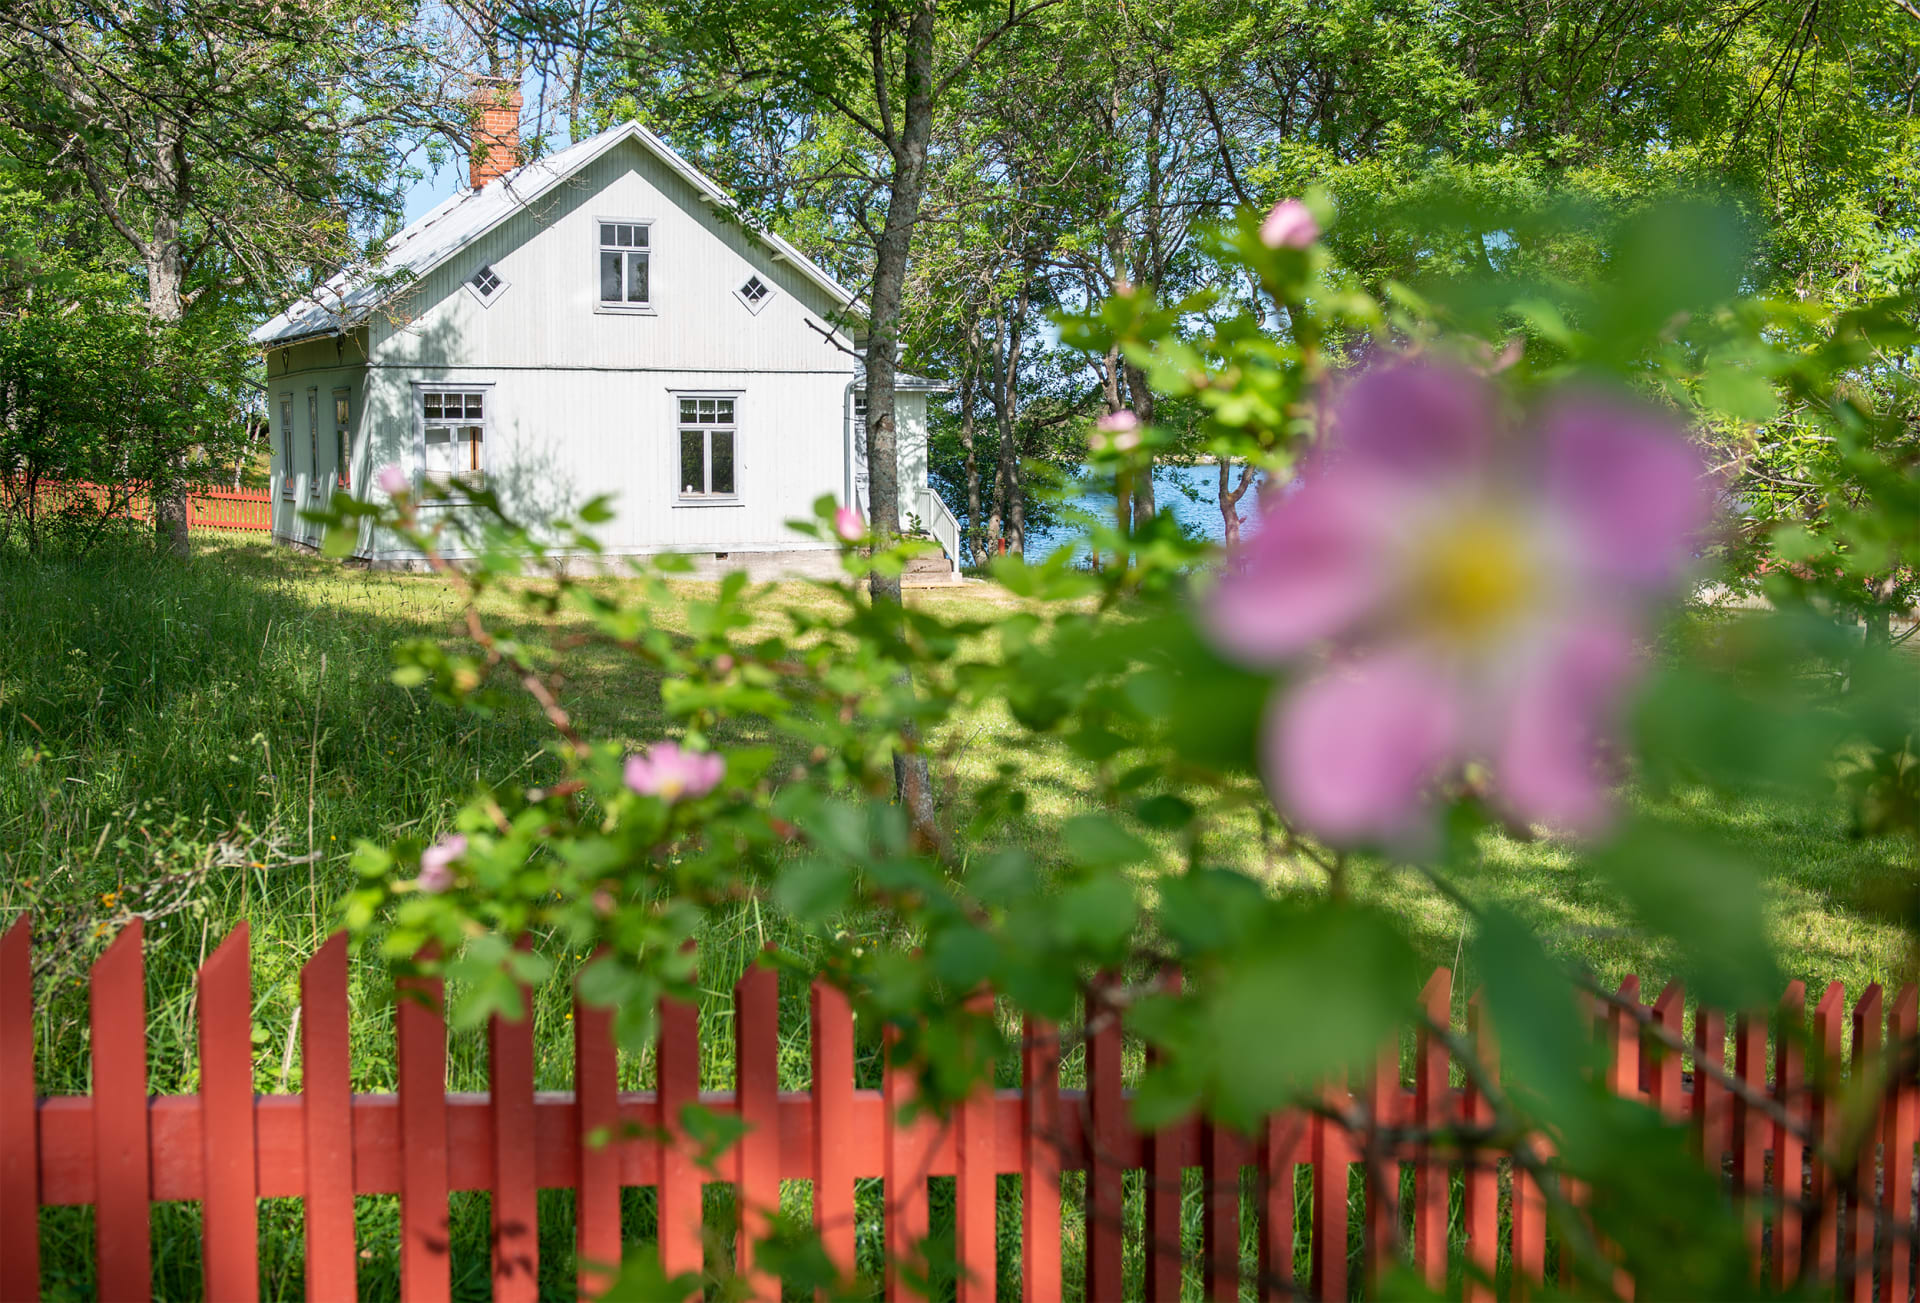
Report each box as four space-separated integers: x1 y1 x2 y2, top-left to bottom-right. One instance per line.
918 486 962 575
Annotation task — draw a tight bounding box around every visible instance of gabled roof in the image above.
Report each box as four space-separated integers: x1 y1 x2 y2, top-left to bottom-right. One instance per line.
249 120 865 348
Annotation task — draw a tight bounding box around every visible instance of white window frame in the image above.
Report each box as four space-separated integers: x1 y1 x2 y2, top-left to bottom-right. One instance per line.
669 390 743 508
733 273 776 316
306 388 321 500
595 217 654 315
410 380 495 502
463 262 509 308
278 393 295 501
332 387 353 491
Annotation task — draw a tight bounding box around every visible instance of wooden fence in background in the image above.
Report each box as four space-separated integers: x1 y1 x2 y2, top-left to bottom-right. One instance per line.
11 480 274 533
1 915 1914 1302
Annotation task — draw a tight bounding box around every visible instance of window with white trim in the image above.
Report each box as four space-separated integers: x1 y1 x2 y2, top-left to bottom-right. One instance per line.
598 222 650 307
306 388 320 499
465 263 508 307
332 388 352 490
677 397 737 500
279 394 295 500
419 387 489 493
735 274 773 314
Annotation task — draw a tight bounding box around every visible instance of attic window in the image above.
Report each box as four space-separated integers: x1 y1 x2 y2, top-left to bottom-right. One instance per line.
599 221 651 308
735 274 774 315
465 263 507 307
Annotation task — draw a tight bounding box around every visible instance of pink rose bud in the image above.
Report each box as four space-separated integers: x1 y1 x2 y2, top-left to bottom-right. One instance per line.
623 741 725 803
418 833 466 892
1259 198 1320 250
376 464 409 497
591 889 615 916
713 654 735 675
833 505 864 542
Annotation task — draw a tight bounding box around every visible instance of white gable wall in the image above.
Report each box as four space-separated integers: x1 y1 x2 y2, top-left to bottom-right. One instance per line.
368 139 856 373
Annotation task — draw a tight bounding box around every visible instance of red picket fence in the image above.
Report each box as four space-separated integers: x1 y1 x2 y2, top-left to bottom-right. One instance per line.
186 485 276 532
2 914 1915 1302
11 480 274 532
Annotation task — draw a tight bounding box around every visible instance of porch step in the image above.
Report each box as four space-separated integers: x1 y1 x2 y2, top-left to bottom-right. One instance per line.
901 550 961 588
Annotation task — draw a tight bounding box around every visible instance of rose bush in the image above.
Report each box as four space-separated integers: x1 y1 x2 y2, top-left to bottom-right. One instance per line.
309 199 1917 1298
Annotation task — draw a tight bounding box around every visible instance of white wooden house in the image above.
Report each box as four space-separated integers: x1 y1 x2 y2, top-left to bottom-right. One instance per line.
249 112 958 579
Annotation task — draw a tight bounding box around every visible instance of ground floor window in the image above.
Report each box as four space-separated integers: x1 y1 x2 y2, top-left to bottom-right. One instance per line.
306 389 320 499
279 394 295 500
676 395 737 500
333 388 351 489
416 384 489 494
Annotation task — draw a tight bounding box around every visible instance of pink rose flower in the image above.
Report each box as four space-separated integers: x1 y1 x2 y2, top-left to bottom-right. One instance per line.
418 833 466 892
833 506 864 542
623 741 724 803
1207 360 1711 842
1092 409 1143 452
1259 198 1320 250
376 464 409 497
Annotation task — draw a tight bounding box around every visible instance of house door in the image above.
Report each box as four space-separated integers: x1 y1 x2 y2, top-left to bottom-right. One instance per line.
851 393 869 515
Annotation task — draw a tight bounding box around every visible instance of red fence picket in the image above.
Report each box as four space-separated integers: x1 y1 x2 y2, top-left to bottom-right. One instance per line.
300 931 357 1299
0 918 38 1300
4 913 1917 1303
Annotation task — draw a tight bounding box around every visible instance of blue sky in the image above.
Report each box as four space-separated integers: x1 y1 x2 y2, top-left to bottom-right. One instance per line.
402 154 464 224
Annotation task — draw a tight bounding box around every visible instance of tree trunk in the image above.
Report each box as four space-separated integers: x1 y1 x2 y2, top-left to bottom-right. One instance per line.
1864 575 1898 649
147 272 191 558
1219 458 1256 550
147 124 191 559
990 314 1021 560
959 362 980 566
1101 341 1131 536
1007 432 1025 555
1122 359 1156 525
864 1 938 837
988 305 1023 557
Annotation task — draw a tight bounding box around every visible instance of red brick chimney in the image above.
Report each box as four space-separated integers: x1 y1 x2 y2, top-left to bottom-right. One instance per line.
469 78 522 189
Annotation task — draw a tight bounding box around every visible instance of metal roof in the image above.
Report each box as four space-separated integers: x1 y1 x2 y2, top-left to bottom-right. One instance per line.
249 121 866 348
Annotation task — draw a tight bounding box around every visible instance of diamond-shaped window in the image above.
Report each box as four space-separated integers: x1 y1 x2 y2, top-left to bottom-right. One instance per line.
741 276 768 303
466 264 506 306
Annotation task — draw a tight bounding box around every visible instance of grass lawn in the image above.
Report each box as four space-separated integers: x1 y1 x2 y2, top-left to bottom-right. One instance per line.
2 534 1912 1300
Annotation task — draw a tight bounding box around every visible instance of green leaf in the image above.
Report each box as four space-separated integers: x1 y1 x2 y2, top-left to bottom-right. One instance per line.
1698 366 1778 423
1053 873 1138 952
576 955 647 1009
927 925 997 990
1062 813 1151 869
1593 822 1780 1010
1472 906 1597 1123
772 857 851 924
321 521 359 558
1192 903 1419 1129
965 849 1034 907
602 1246 700 1302
1132 794 1195 830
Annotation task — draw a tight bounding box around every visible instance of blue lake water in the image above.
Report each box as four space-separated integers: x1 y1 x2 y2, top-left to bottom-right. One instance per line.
1017 463 1266 555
